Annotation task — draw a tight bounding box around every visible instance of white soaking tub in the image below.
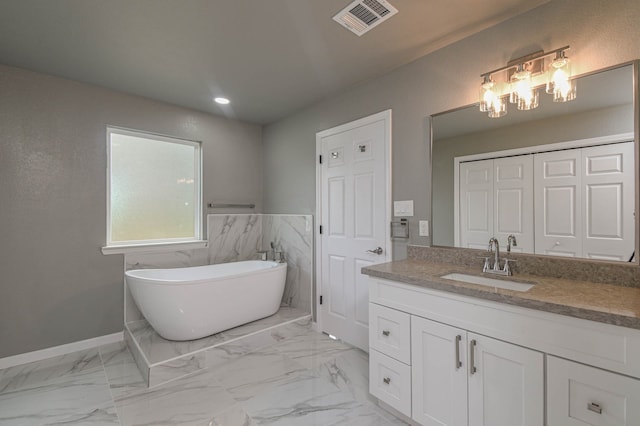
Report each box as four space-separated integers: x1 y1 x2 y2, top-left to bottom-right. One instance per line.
125 260 287 341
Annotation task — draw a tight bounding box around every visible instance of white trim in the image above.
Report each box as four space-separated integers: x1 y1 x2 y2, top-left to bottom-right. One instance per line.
0 331 123 370
315 109 393 333
101 240 208 255
452 133 634 247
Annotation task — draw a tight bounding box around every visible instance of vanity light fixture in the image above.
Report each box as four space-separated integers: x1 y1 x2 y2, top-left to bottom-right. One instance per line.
479 46 575 118
214 97 230 105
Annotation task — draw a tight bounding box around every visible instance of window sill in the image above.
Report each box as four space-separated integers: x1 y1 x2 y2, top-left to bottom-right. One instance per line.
101 240 208 255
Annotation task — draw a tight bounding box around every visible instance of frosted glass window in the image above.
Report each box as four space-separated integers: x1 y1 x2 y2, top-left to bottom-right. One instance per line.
107 127 201 246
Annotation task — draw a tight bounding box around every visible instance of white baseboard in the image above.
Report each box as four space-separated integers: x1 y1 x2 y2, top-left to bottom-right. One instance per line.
0 331 124 370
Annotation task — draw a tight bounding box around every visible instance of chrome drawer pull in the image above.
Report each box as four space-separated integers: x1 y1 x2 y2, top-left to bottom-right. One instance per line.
455 335 462 369
587 402 602 414
382 330 390 337
470 339 477 375
383 377 391 385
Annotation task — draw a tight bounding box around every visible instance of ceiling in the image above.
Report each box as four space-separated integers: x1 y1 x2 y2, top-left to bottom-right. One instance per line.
0 0 549 124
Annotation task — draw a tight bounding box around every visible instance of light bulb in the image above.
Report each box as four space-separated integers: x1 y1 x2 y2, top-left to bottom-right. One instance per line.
510 67 539 110
488 95 507 118
479 77 496 112
547 51 576 102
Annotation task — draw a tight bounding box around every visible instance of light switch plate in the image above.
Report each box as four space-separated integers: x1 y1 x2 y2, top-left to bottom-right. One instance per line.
393 200 414 217
419 220 429 236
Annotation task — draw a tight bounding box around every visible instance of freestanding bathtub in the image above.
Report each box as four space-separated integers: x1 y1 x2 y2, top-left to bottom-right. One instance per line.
125 260 287 341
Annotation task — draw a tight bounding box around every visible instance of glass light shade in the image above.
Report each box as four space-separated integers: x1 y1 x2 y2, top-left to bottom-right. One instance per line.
487 95 507 118
509 68 532 104
479 77 496 112
517 88 539 110
509 68 539 110
547 54 576 102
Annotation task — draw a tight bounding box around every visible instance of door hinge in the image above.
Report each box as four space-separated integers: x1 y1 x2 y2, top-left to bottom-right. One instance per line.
319 225 323 234
320 295 323 305
319 155 323 164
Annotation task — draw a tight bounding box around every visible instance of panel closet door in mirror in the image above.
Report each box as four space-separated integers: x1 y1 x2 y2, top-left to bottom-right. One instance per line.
459 160 493 249
582 142 635 261
534 150 582 257
459 156 533 252
494 156 533 253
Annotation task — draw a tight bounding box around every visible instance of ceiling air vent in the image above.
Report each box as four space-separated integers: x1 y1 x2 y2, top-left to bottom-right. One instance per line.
333 0 398 36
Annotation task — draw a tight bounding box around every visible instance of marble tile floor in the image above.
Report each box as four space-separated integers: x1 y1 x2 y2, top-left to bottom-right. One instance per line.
0 329 409 425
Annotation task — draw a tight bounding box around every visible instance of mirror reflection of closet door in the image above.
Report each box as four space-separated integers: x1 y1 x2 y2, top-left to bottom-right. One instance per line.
534 150 582 257
494 156 533 253
460 159 493 249
582 142 635 261
534 141 635 261
459 155 533 252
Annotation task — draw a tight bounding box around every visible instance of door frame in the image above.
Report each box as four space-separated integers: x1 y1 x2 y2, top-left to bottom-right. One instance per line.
315 109 393 333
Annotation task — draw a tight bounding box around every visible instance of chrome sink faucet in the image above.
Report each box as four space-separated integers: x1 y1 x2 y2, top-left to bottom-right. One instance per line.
488 237 500 272
483 236 516 276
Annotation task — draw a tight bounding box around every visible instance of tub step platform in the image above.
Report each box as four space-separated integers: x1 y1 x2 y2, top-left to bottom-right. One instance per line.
125 306 311 388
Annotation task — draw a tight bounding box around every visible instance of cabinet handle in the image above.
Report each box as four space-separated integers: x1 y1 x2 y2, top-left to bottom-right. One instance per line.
383 377 391 385
455 335 462 369
382 330 390 337
587 402 602 414
469 339 477 375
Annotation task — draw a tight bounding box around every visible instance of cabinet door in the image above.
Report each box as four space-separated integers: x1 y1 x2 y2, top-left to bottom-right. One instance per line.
460 159 493 249
468 334 543 426
547 356 640 426
411 316 467 426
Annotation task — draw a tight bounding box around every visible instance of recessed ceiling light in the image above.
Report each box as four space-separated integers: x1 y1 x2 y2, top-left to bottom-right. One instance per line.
214 97 230 105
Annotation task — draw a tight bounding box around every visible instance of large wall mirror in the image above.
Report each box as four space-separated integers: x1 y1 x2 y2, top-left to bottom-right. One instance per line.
431 61 638 264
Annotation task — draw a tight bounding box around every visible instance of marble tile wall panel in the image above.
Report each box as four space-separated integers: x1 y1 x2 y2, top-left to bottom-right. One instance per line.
262 215 313 312
208 214 262 264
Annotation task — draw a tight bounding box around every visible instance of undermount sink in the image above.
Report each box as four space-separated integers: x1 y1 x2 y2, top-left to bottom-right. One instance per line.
440 273 535 292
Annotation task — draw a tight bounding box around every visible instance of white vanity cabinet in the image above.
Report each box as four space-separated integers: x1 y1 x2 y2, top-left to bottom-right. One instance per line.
368 277 640 426
410 314 543 426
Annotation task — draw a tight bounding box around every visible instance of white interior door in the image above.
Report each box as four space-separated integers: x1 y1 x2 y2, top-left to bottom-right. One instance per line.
494 155 533 253
317 111 391 351
534 149 582 257
581 142 635 261
460 159 493 249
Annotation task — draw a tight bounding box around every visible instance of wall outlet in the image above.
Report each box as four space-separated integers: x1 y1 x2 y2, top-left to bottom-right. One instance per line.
419 220 429 236
393 200 414 217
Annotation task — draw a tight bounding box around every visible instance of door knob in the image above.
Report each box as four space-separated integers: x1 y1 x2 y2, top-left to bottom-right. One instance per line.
367 247 384 255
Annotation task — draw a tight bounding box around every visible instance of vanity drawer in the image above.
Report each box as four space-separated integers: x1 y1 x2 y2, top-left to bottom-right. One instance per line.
547 356 640 426
369 302 411 364
369 349 411 417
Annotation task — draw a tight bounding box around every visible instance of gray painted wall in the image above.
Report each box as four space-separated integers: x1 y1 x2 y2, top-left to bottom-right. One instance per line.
0 65 262 358
263 0 640 251
432 104 635 246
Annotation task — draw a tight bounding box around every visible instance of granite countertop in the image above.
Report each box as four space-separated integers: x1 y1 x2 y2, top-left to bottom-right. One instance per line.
362 259 640 330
